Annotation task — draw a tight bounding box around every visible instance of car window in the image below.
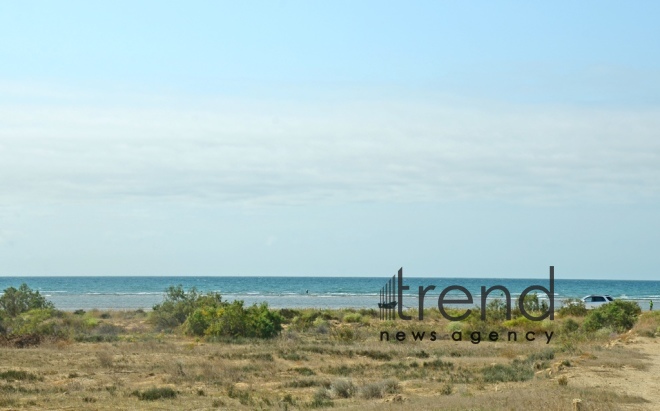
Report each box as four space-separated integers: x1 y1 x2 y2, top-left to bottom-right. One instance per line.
584 297 592 302
593 296 606 302
606 296 613 301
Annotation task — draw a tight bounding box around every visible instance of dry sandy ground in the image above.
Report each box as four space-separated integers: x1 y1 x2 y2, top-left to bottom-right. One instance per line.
2 312 660 410
570 336 660 410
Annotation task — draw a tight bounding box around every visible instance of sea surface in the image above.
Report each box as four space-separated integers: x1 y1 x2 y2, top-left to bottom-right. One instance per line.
0 276 658 311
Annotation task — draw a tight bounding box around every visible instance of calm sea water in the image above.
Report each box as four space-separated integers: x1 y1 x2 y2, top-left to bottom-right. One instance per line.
0 276 658 311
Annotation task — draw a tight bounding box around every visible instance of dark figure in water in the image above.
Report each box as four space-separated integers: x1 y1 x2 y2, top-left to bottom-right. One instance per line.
650 300 654 311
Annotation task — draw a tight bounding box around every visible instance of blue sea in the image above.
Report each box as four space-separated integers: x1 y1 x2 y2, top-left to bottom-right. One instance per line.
0 276 657 311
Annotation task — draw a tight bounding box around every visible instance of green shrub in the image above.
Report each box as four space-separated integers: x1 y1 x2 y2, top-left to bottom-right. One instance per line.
561 318 580 333
246 302 283 338
0 284 54 317
185 300 282 339
583 300 641 332
4 308 62 338
521 293 548 314
484 299 509 321
151 286 223 330
558 299 588 317
278 308 301 321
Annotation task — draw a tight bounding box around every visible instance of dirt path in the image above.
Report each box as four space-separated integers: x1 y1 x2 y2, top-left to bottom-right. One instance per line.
569 336 660 410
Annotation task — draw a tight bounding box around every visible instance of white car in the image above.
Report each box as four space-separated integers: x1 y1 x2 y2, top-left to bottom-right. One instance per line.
581 295 615 309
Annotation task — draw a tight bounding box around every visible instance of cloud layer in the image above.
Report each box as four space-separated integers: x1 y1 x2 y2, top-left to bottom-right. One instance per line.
1 92 659 206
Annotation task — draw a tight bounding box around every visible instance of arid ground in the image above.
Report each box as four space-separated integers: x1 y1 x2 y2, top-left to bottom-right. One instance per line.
1 308 659 410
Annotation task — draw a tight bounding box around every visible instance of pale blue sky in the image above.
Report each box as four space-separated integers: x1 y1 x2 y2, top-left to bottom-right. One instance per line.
1 2 659 278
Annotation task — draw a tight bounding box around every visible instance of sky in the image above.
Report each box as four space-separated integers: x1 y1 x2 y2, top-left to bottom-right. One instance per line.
1 1 659 279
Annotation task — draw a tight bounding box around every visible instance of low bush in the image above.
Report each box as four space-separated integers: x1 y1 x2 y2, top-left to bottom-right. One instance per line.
561 318 580 334
151 286 282 338
331 378 356 398
583 300 641 332
439 383 453 395
558 299 588 317
359 379 400 399
150 285 223 330
187 300 283 339
0 284 54 317
359 382 383 399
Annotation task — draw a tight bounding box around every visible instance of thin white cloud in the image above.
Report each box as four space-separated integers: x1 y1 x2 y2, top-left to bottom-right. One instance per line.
1 91 659 206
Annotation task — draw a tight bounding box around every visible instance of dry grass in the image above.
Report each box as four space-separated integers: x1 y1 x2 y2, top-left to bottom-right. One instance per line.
0 309 655 410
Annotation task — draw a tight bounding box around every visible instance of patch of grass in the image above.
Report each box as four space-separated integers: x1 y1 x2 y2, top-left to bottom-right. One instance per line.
227 385 252 405
413 350 430 358
356 350 392 361
482 359 534 383
248 353 274 361
281 393 296 405
324 364 365 376
96 351 113 368
0 370 41 382
423 359 454 370
526 348 555 362
309 388 333 408
343 313 362 323
284 378 327 388
293 367 315 376
279 351 308 361
131 387 177 401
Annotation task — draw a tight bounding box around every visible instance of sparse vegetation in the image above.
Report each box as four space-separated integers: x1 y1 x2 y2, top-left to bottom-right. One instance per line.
0 283 656 410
